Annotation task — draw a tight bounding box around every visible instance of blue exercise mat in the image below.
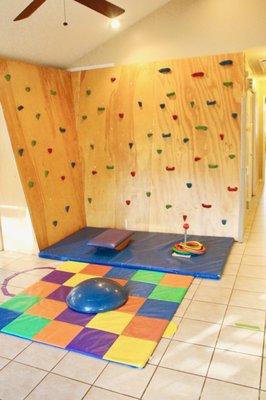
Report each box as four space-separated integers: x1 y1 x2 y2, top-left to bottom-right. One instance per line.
39 227 234 280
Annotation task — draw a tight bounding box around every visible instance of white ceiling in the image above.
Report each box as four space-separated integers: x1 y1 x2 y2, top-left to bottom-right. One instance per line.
0 0 170 68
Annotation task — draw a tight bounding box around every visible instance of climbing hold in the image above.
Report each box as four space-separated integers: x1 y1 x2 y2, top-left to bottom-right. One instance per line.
59 127 66 133
190 101 195 108
191 72 204 77
31 140 37 147
232 113 238 119
98 107 105 112
166 166 175 171
17 105 24 111
50 90 57 95
159 67 171 74
65 205 70 213
229 154 236 159
86 89 91 96
52 221 58 227
202 203 212 208
162 133 171 138
125 200 131 205
44 170 49 177
106 165 114 170
82 115 87 120
195 125 208 131
147 132 153 138
219 60 233 66
18 148 24 157
131 171 136 177
172 115 178 120
129 142 134 149
157 149 162 154
35 113 41 120
208 164 219 169
111 77 116 82
221 219 227 225
88 198 92 203
138 101 143 108
61 176 66 181
186 183 192 188
47 148 53 154
183 138 189 144
146 192 151 197
220 134 224 140
119 113 124 118
92 170 97 175
194 157 201 162
28 181 34 188
223 81 233 88
90 144 94 150
25 86 31 92
227 186 238 192
70 162 76 168
183 215 187 221
166 204 172 209
4 74 11 81
160 103 165 109
166 92 175 98
206 100 216 106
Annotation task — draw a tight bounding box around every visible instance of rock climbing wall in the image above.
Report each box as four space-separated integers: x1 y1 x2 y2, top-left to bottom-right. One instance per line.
0 59 86 249
74 52 245 238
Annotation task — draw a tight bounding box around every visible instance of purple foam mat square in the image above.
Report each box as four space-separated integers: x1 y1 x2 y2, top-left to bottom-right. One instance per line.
47 285 72 302
56 308 95 326
66 327 118 357
42 270 74 285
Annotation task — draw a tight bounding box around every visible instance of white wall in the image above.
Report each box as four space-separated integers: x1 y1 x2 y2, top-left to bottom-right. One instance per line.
0 105 38 254
72 0 266 67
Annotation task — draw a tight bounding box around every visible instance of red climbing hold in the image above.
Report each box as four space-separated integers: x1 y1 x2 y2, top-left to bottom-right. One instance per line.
172 115 178 120
111 77 116 82
92 170 97 175
126 200 131 205
119 113 124 119
166 166 175 171
227 186 238 192
183 223 189 230
191 72 204 77
131 171 136 177
183 215 187 221
47 148 53 154
220 134 224 140
194 157 201 162
202 204 212 208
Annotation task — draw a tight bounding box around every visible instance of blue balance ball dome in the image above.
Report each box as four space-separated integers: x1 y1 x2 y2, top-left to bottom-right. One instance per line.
66 277 129 313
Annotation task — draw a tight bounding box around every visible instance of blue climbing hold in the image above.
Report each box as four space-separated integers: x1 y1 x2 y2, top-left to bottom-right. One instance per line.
66 277 129 313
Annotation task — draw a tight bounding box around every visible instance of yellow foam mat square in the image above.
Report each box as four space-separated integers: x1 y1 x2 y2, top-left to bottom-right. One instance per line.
104 335 157 368
57 261 89 273
87 311 134 334
63 273 96 287
162 321 177 338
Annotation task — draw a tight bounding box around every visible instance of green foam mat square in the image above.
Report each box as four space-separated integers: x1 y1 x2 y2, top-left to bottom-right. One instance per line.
0 294 41 312
131 270 165 284
2 314 51 339
148 286 187 302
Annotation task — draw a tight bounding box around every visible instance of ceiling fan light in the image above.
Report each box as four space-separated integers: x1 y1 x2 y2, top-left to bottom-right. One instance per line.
110 18 121 29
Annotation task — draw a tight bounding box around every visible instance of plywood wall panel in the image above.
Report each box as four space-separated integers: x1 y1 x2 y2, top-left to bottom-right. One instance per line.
0 59 86 249
75 53 244 238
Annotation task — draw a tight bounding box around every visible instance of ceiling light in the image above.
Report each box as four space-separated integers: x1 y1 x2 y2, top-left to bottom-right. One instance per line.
110 19 121 29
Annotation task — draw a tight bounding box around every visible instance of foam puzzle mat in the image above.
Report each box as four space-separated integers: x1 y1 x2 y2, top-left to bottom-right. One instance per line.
0 261 193 368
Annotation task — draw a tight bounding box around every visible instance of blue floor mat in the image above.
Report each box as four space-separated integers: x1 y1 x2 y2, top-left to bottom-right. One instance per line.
39 227 234 280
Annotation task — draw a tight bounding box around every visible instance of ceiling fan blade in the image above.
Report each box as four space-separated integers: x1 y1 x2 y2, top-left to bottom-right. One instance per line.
73 0 125 18
14 0 47 21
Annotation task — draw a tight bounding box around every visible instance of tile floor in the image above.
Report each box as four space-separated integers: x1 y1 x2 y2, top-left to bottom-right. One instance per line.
0 186 266 399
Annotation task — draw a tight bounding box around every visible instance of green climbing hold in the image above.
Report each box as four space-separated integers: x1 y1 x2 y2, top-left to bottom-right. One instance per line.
146 192 151 197
195 125 208 131
28 181 34 188
223 81 233 88
59 127 66 133
208 164 218 169
229 154 236 159
70 162 76 168
88 198 92 203
157 149 162 154
4 74 11 82
90 144 94 150
25 86 31 92
221 219 227 225
190 101 195 108
17 105 24 111
98 107 105 112
52 221 58 227
18 148 24 157
147 132 153 138
166 92 175 98
86 89 91 96
162 133 171 138
106 165 114 170
65 206 70 213
183 138 189 144
50 90 57 95
44 170 49 177
82 115 87 120
31 140 37 147
35 113 41 120
166 204 172 209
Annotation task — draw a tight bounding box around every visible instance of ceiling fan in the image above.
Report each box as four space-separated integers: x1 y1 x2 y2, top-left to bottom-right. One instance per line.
14 0 125 21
